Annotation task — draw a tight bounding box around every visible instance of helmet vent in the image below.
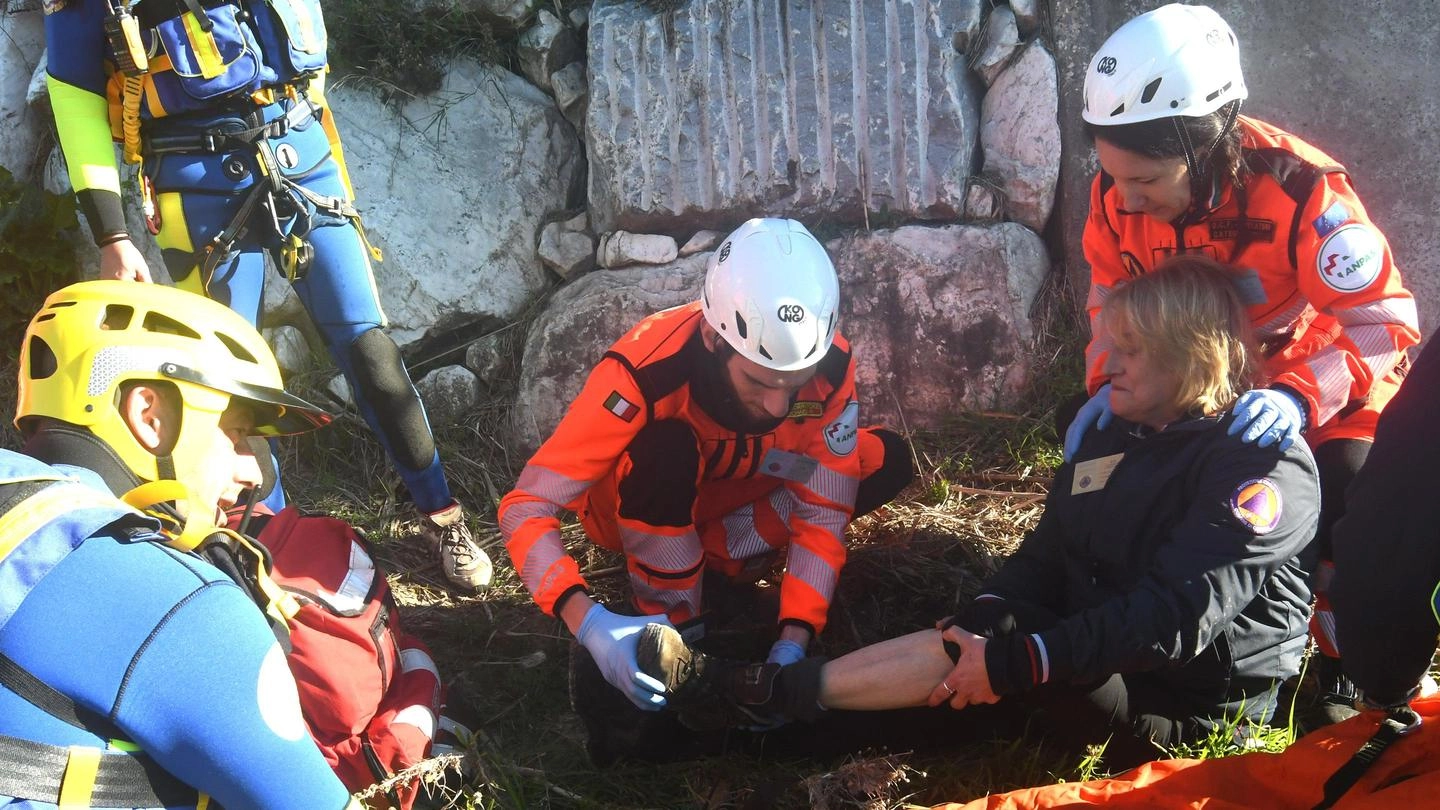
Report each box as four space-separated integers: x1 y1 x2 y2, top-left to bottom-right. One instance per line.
103 305 134 331
27 336 57 380
734 313 748 339
142 312 201 340
757 345 772 361
1205 81 1232 103
1110 103 1126 117
804 342 817 359
216 332 258 363
1140 78 1162 104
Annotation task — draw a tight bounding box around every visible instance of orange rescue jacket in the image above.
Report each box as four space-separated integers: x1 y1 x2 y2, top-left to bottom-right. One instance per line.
1083 116 1419 437
499 303 863 634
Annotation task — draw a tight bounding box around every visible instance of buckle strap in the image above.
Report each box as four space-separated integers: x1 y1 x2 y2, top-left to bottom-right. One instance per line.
143 96 319 156
1313 705 1423 810
0 734 200 807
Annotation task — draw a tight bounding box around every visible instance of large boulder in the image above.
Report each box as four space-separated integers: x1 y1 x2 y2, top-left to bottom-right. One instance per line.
324 60 584 346
980 41 1060 232
586 0 984 235
510 255 708 453
832 223 1049 429
0 13 45 182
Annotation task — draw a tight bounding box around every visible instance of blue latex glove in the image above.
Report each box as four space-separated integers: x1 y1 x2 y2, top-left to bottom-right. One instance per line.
576 605 673 711
766 639 806 668
1063 384 1114 462
1228 388 1306 450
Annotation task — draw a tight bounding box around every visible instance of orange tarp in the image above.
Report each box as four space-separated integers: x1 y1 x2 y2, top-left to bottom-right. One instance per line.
933 696 1440 809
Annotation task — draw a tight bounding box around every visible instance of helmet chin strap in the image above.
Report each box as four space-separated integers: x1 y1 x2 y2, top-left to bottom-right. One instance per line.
234 485 260 537
1173 101 1243 226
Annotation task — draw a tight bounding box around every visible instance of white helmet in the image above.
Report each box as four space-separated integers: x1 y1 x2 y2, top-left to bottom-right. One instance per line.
1083 3 1247 126
702 218 840 372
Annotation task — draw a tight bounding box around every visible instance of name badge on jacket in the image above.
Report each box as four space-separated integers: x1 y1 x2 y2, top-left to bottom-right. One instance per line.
1072 453 1124 495
760 448 819 483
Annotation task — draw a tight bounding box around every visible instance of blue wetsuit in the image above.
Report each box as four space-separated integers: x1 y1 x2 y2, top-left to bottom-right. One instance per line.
0 455 353 809
43 2 452 514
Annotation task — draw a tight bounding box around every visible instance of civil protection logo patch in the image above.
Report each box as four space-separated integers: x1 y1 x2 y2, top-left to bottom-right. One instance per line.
1230 478 1282 534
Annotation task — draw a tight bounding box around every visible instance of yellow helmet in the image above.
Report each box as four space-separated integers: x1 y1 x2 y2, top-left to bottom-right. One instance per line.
16 280 331 487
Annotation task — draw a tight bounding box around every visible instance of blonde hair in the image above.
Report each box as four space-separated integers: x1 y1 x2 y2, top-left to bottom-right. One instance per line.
1102 255 1260 417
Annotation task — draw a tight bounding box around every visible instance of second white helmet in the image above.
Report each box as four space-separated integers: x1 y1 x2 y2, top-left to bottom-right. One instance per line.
1083 3 1247 127
702 218 840 372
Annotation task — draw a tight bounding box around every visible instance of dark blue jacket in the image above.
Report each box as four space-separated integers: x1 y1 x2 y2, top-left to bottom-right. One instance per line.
983 412 1320 713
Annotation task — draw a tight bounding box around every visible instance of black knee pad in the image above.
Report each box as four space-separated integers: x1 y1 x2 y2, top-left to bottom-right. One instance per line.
617 419 701 528
348 328 435 471
853 428 915 517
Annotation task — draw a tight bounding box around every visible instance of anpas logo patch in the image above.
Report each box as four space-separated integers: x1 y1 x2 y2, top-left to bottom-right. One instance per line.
1316 224 1383 293
824 401 860 456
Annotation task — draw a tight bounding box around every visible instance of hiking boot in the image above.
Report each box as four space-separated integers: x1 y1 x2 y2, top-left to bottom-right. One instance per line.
418 502 493 592
634 623 785 730
567 640 693 767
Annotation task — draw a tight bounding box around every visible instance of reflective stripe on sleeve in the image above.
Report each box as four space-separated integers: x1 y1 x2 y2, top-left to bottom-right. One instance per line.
785 544 839 603
514 465 591 508
801 465 859 507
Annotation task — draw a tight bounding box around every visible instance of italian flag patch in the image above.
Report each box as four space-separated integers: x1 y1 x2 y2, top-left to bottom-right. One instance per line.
602 391 640 422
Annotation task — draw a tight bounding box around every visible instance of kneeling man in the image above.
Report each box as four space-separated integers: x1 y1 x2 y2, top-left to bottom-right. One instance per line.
499 218 912 760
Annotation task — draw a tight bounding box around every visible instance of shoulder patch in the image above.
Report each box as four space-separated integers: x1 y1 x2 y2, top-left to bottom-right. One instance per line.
1312 200 1350 237
1230 478 1283 535
823 401 860 456
1316 224 1384 293
602 391 640 422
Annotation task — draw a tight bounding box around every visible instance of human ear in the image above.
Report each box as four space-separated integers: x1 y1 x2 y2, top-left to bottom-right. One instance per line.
698 319 720 351
121 385 168 454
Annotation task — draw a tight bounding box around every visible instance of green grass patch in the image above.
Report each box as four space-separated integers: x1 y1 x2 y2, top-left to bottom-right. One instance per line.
0 166 81 342
324 0 515 97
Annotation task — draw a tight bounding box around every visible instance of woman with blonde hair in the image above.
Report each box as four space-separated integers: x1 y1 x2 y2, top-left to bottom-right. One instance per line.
639 256 1322 769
